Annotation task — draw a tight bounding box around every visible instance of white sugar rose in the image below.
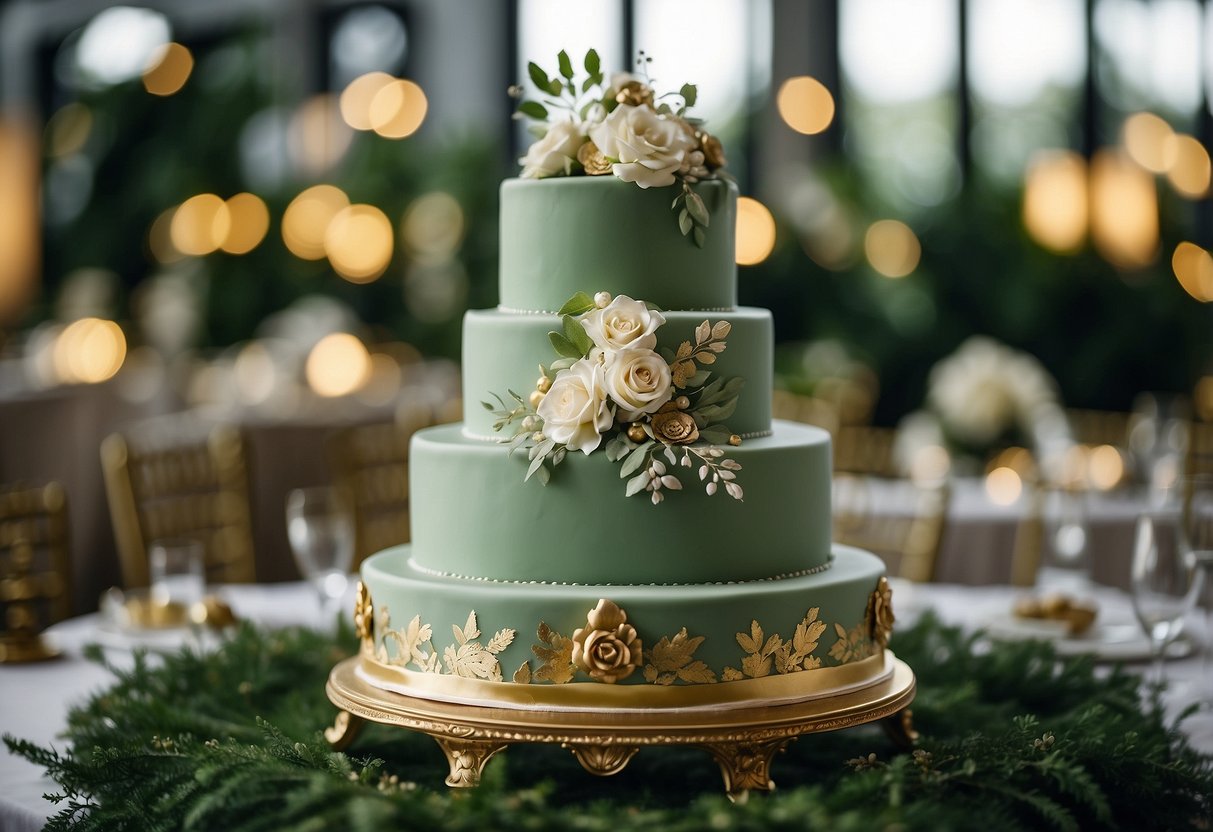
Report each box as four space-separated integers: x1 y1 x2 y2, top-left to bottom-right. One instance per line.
588 104 696 189
580 294 666 352
603 348 673 420
536 357 613 454
519 120 583 179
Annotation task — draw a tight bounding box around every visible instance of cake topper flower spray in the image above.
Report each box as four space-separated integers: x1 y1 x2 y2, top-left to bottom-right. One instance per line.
510 49 728 246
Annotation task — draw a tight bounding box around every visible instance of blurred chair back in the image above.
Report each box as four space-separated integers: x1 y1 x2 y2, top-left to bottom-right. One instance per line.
831 426 949 582
0 482 70 661
1188 421 1213 478
101 421 256 588
328 414 429 568
771 389 839 434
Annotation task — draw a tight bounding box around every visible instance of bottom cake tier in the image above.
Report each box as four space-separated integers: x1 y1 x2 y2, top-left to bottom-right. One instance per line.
356 544 895 711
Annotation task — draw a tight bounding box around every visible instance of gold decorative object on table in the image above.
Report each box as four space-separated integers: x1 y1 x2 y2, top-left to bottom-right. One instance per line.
326 580 917 801
0 482 70 663
1013 592 1099 636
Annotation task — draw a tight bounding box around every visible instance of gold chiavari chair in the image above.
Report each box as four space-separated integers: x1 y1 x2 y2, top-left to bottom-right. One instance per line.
830 426 950 583
328 411 431 569
101 422 256 589
0 482 70 662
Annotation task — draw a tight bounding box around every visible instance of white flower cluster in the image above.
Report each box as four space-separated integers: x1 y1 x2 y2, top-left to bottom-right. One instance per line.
536 293 673 453
927 336 1058 446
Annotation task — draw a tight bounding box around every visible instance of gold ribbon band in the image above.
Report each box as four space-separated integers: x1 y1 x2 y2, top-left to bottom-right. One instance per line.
357 651 891 712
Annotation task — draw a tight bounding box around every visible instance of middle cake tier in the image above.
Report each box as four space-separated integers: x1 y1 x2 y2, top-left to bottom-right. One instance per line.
409 420 832 585
461 307 774 440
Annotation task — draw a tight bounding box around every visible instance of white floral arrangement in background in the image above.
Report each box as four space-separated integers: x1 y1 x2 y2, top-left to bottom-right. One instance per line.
511 49 728 245
484 291 745 505
925 336 1060 448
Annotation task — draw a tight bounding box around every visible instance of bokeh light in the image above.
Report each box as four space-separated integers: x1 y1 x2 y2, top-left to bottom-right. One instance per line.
53 317 127 384
233 341 278 405
0 119 39 324
220 193 270 255
326 204 394 283
1022 150 1087 254
1165 134 1211 198
170 194 230 256
46 103 93 158
147 207 183 264
1090 149 1157 269
306 333 370 397
282 185 350 260
356 352 403 406
74 6 170 86
339 71 395 131
368 79 427 139
776 76 835 135
1122 112 1176 173
1171 241 1213 302
908 444 951 486
142 42 193 96
402 191 464 263
984 466 1023 506
289 94 353 174
864 219 921 278
1087 444 1125 490
735 197 776 266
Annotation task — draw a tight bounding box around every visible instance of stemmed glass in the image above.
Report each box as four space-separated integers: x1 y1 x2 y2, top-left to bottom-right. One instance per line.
286 486 355 630
1131 499 1205 686
1179 475 1213 707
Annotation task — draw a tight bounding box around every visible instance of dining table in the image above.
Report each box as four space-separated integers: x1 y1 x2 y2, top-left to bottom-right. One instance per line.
1 578 1210 832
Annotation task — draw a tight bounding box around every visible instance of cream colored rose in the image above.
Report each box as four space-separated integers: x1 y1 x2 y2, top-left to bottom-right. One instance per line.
535 357 612 454
588 104 697 189
571 599 642 684
519 120 583 179
579 294 666 352
603 348 672 420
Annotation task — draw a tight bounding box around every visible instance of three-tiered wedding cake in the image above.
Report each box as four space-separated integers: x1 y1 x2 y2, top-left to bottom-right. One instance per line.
355 55 893 710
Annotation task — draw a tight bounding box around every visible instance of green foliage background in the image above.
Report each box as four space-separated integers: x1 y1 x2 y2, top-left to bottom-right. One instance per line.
7 615 1212 831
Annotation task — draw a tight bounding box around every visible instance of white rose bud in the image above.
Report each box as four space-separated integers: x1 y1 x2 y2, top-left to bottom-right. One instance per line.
594 291 611 308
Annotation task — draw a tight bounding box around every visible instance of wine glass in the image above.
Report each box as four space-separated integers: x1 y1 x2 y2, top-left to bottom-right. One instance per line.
1179 475 1213 707
1131 502 1205 686
1038 487 1091 596
286 486 354 629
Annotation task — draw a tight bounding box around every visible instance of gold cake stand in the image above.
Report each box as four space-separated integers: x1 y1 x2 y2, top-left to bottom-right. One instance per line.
324 653 917 801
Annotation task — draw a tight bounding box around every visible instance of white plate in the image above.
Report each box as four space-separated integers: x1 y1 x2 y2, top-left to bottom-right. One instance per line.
983 614 1193 662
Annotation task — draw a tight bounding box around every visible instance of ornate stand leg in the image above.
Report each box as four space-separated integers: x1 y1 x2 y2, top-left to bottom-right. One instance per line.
433 737 508 788
566 743 640 777
881 708 919 750
702 738 792 803
324 710 365 751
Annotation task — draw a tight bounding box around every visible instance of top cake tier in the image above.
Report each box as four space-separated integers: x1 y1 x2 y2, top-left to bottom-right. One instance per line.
498 177 738 312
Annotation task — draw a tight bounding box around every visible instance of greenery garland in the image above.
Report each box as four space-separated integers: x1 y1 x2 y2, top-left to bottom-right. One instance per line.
6 614 1211 831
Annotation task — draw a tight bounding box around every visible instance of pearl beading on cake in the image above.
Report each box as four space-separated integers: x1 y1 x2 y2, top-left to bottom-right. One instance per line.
459 426 774 442
406 555 833 587
496 304 738 315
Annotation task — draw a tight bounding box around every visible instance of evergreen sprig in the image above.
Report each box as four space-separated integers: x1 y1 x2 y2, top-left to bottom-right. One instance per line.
6 614 1211 831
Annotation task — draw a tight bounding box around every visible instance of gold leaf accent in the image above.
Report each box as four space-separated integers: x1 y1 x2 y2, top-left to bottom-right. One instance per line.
652 403 699 444
532 620 577 684
577 140 612 175
722 666 744 681
572 599 643 684
486 628 516 655
741 652 773 678
353 581 373 646
867 576 895 650
675 341 693 359
614 79 654 107
711 320 732 340
699 131 727 170
444 641 502 680
829 621 876 666
512 661 532 684
736 620 764 655
644 627 717 686
695 320 711 344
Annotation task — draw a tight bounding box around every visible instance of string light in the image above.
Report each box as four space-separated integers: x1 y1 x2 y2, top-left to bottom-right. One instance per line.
985 466 1023 506
170 194 230 256
142 42 193 96
53 318 126 384
325 204 394 283
368 79 427 139
282 185 349 260
220 193 270 255
339 72 394 131
1171 241 1213 302
1022 150 1087 254
1122 112 1176 173
1165 134 1211 198
1090 149 1157 269
306 333 370 397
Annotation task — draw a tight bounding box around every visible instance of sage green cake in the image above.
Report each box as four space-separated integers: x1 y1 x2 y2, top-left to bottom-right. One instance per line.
357 175 894 710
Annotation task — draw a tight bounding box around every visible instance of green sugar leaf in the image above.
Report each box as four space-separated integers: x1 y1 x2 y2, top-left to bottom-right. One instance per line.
620 442 651 477
557 50 574 80
685 190 709 227
517 100 548 120
678 208 693 236
693 226 706 248
557 291 596 316
527 62 550 92
680 83 698 108
548 331 581 359
584 48 600 76
562 314 594 355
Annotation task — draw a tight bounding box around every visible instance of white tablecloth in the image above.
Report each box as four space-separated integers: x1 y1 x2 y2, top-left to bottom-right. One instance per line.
1 581 1210 831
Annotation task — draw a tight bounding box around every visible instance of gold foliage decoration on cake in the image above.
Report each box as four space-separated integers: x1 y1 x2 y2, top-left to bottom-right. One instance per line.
828 622 877 666
571 599 643 684
443 611 517 681
353 581 373 649
531 621 577 684
577 140 612 175
376 608 515 680
512 661 532 684
867 576 895 650
723 608 831 679
643 627 717 685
